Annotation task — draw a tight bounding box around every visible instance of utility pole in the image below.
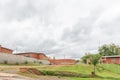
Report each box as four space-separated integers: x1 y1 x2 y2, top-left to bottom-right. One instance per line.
99 40 101 48
64 54 66 59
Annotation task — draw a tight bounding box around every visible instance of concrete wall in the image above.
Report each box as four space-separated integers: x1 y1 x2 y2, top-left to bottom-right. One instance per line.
0 53 50 65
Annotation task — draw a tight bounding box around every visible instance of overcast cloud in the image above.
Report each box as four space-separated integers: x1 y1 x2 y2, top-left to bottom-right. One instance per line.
0 0 120 59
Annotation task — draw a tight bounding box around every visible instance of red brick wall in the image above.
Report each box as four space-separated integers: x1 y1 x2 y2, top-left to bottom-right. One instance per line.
31 54 39 59
116 58 120 64
0 47 13 54
38 54 48 60
50 59 76 65
102 57 120 64
16 52 48 60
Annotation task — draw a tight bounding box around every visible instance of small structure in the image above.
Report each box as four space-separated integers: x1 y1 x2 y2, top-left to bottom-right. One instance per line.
15 52 48 60
0 45 13 54
101 55 120 64
50 59 76 65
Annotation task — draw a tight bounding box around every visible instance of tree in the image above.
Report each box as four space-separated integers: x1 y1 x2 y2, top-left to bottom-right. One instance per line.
90 54 101 75
82 53 101 75
81 53 93 64
99 43 120 56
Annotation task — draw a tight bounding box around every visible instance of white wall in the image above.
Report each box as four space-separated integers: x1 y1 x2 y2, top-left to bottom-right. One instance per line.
0 53 50 64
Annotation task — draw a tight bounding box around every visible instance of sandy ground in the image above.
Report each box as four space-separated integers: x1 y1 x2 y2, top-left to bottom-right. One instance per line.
0 72 33 80
0 72 67 80
0 66 67 80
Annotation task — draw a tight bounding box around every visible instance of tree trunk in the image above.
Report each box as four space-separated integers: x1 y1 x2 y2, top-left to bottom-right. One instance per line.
91 65 96 78
94 65 96 75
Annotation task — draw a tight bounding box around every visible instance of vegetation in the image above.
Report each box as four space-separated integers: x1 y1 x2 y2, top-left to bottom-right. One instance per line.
4 60 8 64
15 62 19 65
81 43 120 76
76 60 80 63
0 62 42 66
40 70 88 77
99 43 120 56
90 54 101 75
39 61 42 64
24 61 28 64
36 64 120 80
0 63 120 80
81 53 93 64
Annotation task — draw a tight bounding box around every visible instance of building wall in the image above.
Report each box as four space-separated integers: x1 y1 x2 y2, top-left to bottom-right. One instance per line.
0 47 13 54
16 52 48 60
0 53 50 65
50 59 76 65
102 57 120 64
38 54 48 60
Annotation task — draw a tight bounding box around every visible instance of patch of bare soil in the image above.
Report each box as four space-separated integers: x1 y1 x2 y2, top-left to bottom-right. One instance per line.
34 76 67 80
0 73 67 80
0 72 32 80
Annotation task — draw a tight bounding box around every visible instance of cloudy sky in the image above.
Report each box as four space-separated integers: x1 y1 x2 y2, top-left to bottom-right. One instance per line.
0 0 120 59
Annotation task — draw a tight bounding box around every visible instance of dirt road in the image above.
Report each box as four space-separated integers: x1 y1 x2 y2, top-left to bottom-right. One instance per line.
0 72 32 80
0 66 67 80
0 72 67 80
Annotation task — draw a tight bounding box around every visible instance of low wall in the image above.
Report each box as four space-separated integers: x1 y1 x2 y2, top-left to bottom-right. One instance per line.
0 53 50 64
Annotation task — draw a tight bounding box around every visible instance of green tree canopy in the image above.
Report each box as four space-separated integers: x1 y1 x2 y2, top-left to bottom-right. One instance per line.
81 53 93 64
98 43 120 56
90 54 101 75
81 53 101 75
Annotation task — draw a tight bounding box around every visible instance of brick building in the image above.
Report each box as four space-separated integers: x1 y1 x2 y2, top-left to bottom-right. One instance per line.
0 45 13 54
50 59 76 65
15 52 48 60
101 55 120 64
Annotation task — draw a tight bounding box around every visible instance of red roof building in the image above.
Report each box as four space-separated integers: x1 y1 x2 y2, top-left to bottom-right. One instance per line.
50 59 76 65
101 55 120 64
0 45 13 54
15 52 48 60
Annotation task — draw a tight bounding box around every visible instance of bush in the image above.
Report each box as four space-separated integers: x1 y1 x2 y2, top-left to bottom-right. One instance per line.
40 70 84 77
39 61 42 64
24 61 28 64
4 60 7 64
15 62 19 65
33 61 36 63
41 70 56 76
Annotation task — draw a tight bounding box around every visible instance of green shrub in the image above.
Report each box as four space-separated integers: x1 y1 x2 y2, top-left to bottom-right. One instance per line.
39 61 42 64
4 60 7 64
24 61 28 64
15 62 19 65
33 61 36 63
41 70 56 76
40 70 84 77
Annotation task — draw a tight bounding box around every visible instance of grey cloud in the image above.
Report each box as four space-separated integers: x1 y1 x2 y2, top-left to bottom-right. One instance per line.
0 0 57 23
0 0 120 59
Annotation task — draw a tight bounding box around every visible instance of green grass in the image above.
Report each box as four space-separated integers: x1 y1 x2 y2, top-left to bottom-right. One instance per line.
0 63 120 80
35 64 120 80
